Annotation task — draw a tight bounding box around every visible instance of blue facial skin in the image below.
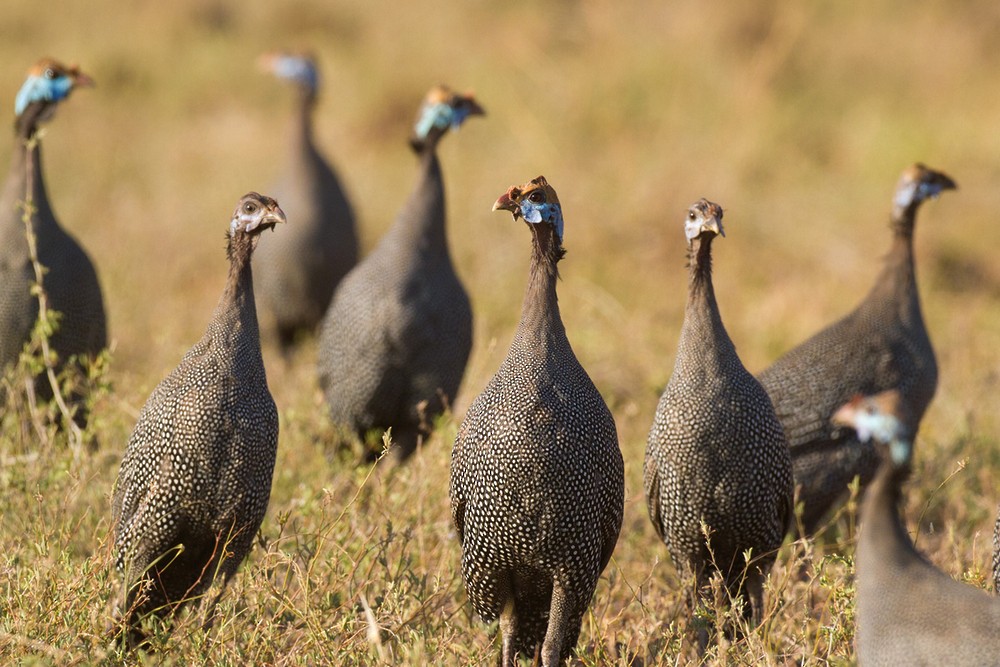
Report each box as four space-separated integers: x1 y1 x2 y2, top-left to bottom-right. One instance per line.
413 102 474 142
519 199 564 242
273 56 318 91
851 409 912 467
15 72 75 116
895 179 947 210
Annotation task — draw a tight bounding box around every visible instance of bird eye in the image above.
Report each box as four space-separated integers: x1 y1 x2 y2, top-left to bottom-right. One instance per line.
44 68 56 79
688 211 697 221
528 191 545 204
244 202 258 214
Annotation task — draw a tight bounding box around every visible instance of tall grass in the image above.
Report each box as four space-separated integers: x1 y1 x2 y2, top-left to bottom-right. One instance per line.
2 1 1000 664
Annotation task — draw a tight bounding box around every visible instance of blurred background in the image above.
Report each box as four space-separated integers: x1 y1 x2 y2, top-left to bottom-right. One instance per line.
4 0 1000 662
4 1 999 427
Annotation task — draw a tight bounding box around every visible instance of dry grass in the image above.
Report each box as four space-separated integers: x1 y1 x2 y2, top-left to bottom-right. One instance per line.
3 1 1000 664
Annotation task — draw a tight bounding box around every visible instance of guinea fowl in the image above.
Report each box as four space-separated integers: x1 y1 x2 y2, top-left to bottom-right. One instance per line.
252 51 358 351
757 164 956 535
832 391 1000 666
450 176 624 666
644 199 792 644
994 507 1000 596
0 58 106 413
317 85 482 461
111 193 284 647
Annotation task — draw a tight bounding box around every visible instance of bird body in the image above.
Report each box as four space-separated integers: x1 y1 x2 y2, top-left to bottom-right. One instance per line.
111 193 284 645
451 177 624 666
0 59 106 384
644 199 792 632
758 164 955 534
317 86 482 461
833 392 1000 666
994 507 1000 595
252 52 357 350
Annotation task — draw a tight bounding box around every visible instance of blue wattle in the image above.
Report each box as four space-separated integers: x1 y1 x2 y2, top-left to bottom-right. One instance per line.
274 56 318 91
15 75 74 117
519 201 564 241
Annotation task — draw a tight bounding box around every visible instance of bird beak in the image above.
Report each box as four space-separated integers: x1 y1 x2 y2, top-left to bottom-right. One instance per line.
256 52 278 74
934 172 958 192
72 69 95 88
492 187 520 219
830 402 855 429
831 395 866 431
704 218 725 238
464 96 486 117
263 206 288 230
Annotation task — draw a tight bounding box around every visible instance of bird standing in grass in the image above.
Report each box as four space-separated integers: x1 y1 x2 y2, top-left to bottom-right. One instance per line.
111 193 284 647
0 58 106 419
643 199 792 645
317 85 482 461
833 391 1000 666
994 507 1000 596
450 176 624 666
252 51 358 352
758 164 955 535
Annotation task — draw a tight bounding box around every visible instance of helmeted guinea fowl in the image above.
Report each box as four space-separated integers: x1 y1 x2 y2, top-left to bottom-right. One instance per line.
757 164 956 535
317 85 482 461
111 193 284 647
832 391 1000 666
0 59 106 409
643 199 792 640
252 51 358 351
450 176 624 666
994 506 1000 596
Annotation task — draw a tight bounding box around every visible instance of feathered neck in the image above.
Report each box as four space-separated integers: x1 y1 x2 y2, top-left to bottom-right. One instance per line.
861 455 917 564
14 102 48 142
687 235 714 293
890 194 922 239
222 232 260 311
208 231 263 350
675 234 736 371
4 127 57 235
289 86 316 151
515 222 565 340
382 149 448 253
865 214 920 314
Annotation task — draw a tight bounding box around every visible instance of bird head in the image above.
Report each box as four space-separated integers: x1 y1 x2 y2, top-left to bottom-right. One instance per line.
410 85 484 153
684 198 724 242
14 58 93 133
831 390 912 468
258 51 319 94
893 163 957 212
493 175 564 242
230 192 287 238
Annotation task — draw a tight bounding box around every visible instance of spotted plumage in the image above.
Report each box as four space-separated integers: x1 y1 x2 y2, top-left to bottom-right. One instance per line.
758 164 955 534
644 199 792 639
995 507 1000 596
111 193 284 646
833 391 1000 666
450 177 624 666
317 86 482 461
0 58 106 416
252 51 358 351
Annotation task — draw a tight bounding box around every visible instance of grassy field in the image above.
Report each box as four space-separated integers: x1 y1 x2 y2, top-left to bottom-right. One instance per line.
3 1 1000 664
